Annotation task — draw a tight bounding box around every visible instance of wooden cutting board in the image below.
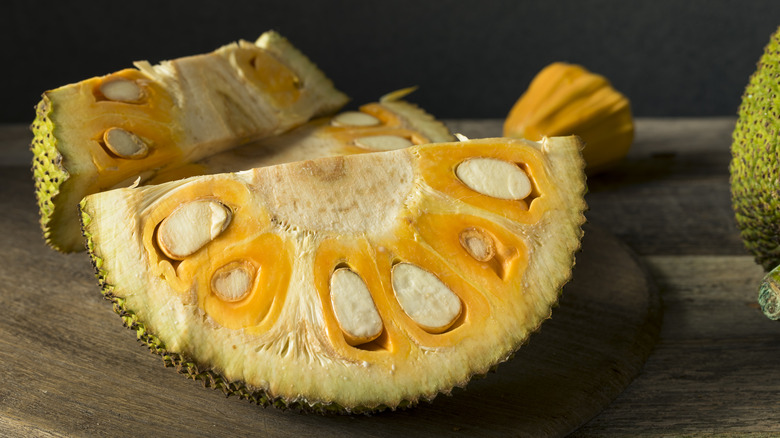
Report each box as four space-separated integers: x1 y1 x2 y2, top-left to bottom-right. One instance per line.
0 166 661 437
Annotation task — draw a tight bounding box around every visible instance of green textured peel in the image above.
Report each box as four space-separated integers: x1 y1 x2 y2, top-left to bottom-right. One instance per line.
729 26 780 320
730 25 780 271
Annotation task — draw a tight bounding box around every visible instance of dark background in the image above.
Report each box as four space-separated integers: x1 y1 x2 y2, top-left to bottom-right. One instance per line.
4 0 780 123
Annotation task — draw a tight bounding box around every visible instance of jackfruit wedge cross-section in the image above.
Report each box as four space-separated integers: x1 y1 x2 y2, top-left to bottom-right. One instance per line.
80 137 587 413
149 88 455 183
31 31 348 253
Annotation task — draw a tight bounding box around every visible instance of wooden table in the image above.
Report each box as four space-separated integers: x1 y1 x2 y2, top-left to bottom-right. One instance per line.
1 118 778 436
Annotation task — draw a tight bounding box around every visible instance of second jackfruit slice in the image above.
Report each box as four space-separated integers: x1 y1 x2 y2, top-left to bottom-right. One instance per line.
152 88 455 181
81 136 586 413
32 31 348 253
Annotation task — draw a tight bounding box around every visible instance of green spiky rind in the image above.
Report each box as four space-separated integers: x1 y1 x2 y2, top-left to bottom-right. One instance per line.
79 199 413 415
31 96 70 251
730 25 780 271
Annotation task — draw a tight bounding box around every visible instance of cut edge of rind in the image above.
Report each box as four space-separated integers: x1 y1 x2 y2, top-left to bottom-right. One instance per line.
31 95 72 252
507 135 588 353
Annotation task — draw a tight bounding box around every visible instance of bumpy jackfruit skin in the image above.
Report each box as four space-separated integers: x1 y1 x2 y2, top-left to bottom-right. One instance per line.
31 31 348 253
504 62 634 174
730 26 780 273
31 101 66 246
80 137 586 413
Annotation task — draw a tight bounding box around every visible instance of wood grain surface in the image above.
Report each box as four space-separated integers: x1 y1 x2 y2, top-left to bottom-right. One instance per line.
2 117 780 437
0 160 659 435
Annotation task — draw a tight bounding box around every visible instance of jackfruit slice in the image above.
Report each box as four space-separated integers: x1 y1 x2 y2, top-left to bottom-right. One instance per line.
80 136 586 413
151 88 454 181
31 31 348 253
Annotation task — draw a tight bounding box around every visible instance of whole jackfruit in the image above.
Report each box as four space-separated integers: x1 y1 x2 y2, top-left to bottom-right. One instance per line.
730 25 780 320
